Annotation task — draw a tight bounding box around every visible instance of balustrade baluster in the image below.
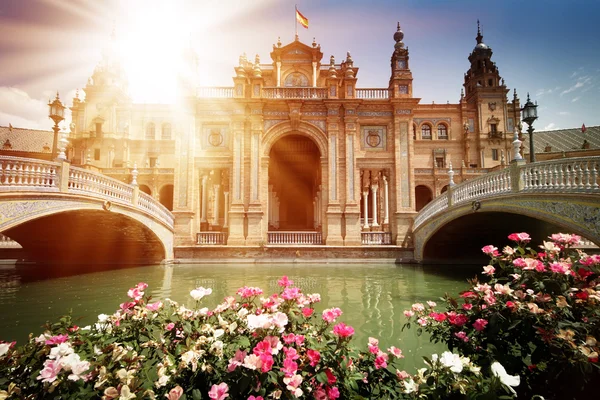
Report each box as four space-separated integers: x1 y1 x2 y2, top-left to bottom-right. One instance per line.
565 165 572 189
584 161 591 190
576 163 584 189
593 162 599 189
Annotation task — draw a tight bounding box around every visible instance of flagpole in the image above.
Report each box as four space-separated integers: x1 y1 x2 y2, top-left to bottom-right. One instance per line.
295 4 298 40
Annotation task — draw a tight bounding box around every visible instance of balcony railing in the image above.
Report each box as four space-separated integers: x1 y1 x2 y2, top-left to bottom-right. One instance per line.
197 87 234 98
197 232 227 245
262 87 327 99
361 232 392 245
356 88 390 99
488 132 504 139
267 231 323 245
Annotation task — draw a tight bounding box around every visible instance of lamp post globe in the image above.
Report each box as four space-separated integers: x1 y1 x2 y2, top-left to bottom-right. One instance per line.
48 92 65 160
521 93 538 162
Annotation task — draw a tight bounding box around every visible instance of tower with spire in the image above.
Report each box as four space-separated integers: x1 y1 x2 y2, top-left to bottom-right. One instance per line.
389 22 413 98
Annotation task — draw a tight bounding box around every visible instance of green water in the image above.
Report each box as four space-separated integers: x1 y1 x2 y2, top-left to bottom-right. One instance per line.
0 262 477 371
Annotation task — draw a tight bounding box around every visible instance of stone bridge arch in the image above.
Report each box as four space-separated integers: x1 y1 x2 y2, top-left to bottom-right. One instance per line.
0 193 173 264
413 193 600 262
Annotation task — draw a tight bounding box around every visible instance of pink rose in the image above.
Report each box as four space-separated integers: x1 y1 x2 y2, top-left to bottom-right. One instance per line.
482 265 495 276
322 307 343 323
388 346 404 358
508 232 531 243
45 334 69 345
473 318 488 331
37 358 62 382
165 322 175 331
332 322 354 338
278 276 293 287
482 245 500 257
302 307 314 317
166 386 184 400
127 287 144 301
307 349 321 366
146 301 162 311
208 383 229 400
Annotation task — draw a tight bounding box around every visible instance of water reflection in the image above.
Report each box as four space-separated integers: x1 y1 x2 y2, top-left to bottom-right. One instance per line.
0 262 479 371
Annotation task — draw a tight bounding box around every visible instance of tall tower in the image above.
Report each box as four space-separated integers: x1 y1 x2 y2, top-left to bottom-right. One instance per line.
389 22 413 98
463 21 510 167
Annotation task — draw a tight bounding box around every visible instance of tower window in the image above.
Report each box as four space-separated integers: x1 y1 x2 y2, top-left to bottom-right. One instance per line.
421 124 432 139
94 149 101 160
95 122 102 138
488 79 493 87
490 124 498 137
437 124 448 139
146 123 155 140
161 123 172 140
492 149 499 161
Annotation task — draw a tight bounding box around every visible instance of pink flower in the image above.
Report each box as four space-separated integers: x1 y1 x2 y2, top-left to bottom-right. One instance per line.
306 349 321 367
228 349 247 372
462 303 473 311
454 331 469 342
282 357 298 377
45 334 69 345
283 347 300 360
278 276 294 287
248 397 264 400
368 343 380 354
37 358 62 382
508 232 531 243
325 368 337 384
403 310 414 318
388 346 404 358
165 322 175 331
411 303 425 312
430 312 447 322
259 353 274 372
327 386 340 399
550 233 581 246
447 312 468 327
281 287 301 300
208 383 229 400
236 286 264 298
473 318 488 331
482 265 495 276
253 340 272 356
166 386 184 400
417 317 428 326
322 307 343 323
333 322 355 338
375 353 388 369
146 301 162 311
120 301 136 311
482 245 500 257
396 370 410 380
136 282 148 290
127 287 144 301
302 307 314 317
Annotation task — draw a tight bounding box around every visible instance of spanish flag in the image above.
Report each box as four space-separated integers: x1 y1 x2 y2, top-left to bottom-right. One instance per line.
296 8 309 29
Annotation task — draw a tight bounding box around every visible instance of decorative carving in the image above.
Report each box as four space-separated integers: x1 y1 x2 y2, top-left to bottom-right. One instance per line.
264 119 286 131
396 109 411 115
358 111 392 117
361 126 386 150
306 120 326 131
414 118 451 125
488 102 497 111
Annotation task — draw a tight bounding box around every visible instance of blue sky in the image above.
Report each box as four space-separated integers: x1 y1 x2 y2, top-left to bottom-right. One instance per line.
0 0 598 131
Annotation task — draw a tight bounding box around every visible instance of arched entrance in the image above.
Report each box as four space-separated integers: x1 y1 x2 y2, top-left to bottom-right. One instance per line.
139 185 152 195
269 135 321 230
159 184 174 211
415 185 433 211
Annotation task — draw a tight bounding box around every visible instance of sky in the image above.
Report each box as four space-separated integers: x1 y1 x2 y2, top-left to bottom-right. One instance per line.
0 0 599 132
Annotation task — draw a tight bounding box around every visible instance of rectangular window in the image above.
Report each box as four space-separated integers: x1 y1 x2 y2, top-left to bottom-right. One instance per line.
94 149 100 160
490 124 497 134
507 117 514 133
149 157 157 168
95 122 102 138
492 149 499 161
435 157 444 168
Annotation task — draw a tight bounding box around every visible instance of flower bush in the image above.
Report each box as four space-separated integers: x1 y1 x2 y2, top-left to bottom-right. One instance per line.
404 232 600 400
0 276 513 399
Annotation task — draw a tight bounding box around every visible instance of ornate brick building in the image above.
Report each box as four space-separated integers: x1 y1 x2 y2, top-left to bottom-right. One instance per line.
65 22 520 249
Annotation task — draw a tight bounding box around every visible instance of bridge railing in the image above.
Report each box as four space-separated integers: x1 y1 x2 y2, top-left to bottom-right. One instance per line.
414 156 600 231
0 156 174 230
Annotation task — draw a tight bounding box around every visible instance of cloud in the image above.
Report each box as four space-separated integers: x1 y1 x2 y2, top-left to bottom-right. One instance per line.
543 122 556 130
572 97 581 102
536 86 561 98
0 87 52 129
561 81 584 96
558 111 570 116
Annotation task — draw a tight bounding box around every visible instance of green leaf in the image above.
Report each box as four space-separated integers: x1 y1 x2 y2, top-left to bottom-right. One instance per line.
192 389 203 400
316 371 329 384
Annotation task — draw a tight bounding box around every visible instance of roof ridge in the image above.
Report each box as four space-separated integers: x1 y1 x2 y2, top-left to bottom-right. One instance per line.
0 126 53 133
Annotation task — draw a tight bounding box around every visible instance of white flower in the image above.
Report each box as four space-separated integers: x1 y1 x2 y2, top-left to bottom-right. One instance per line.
439 351 463 373
246 314 271 330
50 342 74 359
190 287 212 301
97 314 109 322
403 378 418 394
491 361 520 395
0 343 10 357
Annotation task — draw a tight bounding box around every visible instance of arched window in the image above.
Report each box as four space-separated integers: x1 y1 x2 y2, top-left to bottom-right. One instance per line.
161 123 172 140
437 124 448 139
145 123 155 140
421 124 432 139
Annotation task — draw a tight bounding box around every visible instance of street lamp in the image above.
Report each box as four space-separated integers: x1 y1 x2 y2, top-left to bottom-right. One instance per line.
521 93 538 162
48 92 65 160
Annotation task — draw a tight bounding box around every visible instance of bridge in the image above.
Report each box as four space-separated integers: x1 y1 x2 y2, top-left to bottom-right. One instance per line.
0 156 174 264
413 156 600 263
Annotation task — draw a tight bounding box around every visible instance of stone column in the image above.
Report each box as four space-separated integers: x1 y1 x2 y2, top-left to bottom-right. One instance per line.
312 61 317 87
276 61 281 87
201 175 208 223
362 190 370 229
383 175 389 225
371 184 379 227
223 191 229 228
227 120 246 245
213 184 220 225
245 122 265 246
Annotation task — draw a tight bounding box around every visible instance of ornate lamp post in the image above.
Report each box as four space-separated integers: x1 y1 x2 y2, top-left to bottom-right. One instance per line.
521 93 538 162
48 92 65 160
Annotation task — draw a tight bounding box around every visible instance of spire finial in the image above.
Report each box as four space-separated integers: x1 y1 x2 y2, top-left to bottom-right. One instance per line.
277 36 281 47
476 19 484 44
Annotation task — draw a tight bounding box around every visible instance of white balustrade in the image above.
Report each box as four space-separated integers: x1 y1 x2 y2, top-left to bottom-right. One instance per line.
0 156 174 230
415 156 600 231
267 231 323 245
355 88 391 99
361 232 392 245
261 87 327 99
0 157 58 190
197 87 234 98
197 232 227 245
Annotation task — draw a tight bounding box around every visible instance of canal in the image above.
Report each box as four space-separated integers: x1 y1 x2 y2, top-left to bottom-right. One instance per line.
0 262 478 371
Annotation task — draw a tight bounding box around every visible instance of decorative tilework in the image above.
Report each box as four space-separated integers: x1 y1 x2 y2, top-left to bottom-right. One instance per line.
358 111 392 117
361 126 386 150
396 109 411 115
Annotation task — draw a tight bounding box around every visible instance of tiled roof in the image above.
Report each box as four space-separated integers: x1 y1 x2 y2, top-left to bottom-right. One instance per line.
522 125 599 154
0 126 54 153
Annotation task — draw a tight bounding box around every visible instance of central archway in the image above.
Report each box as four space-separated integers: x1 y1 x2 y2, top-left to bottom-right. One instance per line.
269 135 321 230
